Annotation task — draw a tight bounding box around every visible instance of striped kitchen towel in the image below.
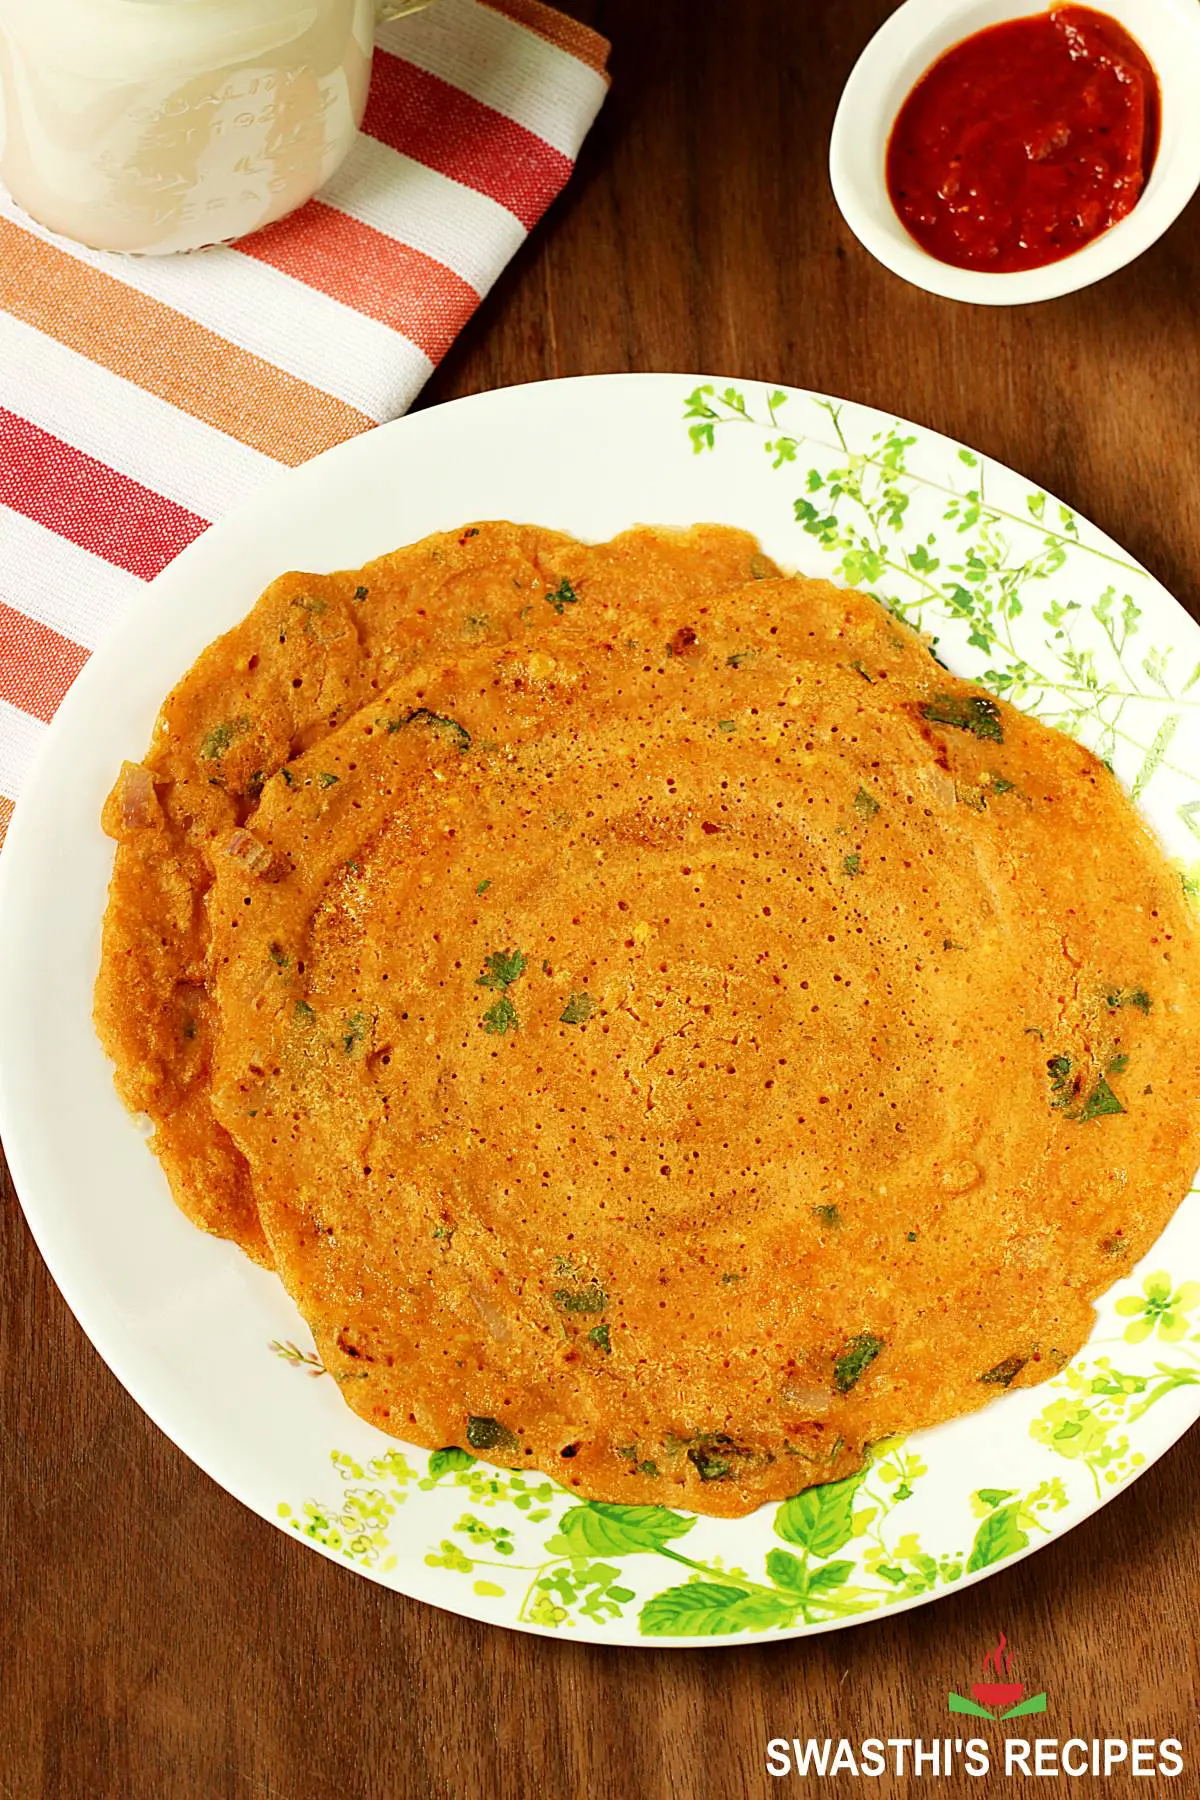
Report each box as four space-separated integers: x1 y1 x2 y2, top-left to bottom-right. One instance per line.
0 0 609 846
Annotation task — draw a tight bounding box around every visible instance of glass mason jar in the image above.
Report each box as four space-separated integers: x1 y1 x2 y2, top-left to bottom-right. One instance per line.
0 0 433 253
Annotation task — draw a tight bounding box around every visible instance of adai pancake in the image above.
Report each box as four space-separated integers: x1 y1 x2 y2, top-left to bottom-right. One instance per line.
95 524 774 1264
202 559 1200 1518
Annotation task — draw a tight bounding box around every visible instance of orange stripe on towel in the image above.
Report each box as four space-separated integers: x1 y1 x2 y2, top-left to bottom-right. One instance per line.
482 0 611 74
0 218 375 466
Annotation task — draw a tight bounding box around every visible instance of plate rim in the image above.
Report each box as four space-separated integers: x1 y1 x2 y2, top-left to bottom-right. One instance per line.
2 370 1199 1646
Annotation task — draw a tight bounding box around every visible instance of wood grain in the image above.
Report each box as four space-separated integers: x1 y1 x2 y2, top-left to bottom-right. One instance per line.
3 2 1199 1793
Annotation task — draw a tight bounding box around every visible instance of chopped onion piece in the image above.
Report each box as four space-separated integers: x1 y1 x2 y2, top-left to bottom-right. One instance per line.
225 828 274 876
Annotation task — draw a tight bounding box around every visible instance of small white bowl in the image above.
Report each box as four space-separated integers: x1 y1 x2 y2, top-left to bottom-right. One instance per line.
829 0 1200 305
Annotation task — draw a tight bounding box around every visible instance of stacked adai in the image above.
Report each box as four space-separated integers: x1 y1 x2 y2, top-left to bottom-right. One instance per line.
96 522 1200 1517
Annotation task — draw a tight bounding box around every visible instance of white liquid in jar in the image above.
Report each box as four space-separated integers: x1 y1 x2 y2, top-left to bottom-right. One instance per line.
0 0 377 252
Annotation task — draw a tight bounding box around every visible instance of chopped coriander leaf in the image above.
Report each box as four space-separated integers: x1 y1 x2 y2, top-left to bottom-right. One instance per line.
1075 1076 1125 1123
542 959 552 976
616 1445 636 1459
554 1283 607 1314
280 767 294 787
552 1256 577 1279
943 938 966 952
687 1446 734 1482
990 775 1016 794
1108 1052 1130 1075
720 1272 742 1285
850 660 874 682
979 1355 1026 1387
290 594 327 616
546 577 579 615
317 772 339 788
353 585 369 600
476 880 491 896
811 1204 840 1227
466 1416 519 1453
182 1018 197 1041
460 528 480 541
432 1225 453 1242
345 859 360 875
477 948 527 990
854 787 880 820
343 1011 368 1054
199 716 249 760
841 853 861 876
560 992 595 1025
384 708 472 753
639 1460 660 1478
906 1231 918 1242
268 942 289 967
727 650 758 669
588 1325 612 1354
834 1332 883 1393
919 693 1004 742
1105 986 1152 1014
245 770 265 800
295 999 316 1023
482 995 518 1035
717 719 736 733
1047 1054 1074 1105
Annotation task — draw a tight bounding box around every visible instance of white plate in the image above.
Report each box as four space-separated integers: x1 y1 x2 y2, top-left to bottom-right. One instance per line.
2 374 1199 1646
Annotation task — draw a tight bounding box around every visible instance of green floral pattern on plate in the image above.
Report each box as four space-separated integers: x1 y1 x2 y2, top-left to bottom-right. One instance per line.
275 381 1200 1641
1113 1271 1200 1344
277 1307 1200 1639
684 383 1200 890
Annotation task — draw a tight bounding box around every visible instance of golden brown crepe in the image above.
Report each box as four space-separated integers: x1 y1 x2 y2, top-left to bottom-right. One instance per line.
95 523 767 1265
97 524 1200 1517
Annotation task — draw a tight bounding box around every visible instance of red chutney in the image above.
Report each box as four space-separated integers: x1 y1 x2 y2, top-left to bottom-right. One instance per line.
886 7 1161 273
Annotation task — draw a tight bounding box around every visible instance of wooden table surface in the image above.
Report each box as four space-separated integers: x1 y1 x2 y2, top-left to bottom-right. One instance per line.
3 2 1198 1794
